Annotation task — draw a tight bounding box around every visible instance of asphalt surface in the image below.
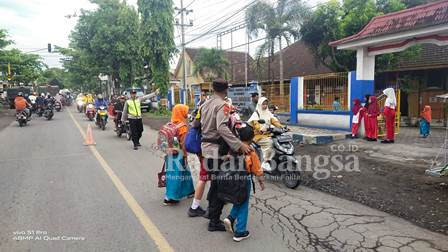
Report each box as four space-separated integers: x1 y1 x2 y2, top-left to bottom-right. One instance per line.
1 107 448 252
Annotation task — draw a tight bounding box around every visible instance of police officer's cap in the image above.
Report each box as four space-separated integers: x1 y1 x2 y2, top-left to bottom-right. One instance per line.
212 78 229 92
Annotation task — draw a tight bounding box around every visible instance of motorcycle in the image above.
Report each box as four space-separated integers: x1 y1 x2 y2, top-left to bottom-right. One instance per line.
85 103 96 121
252 121 301 189
115 111 128 138
96 105 108 130
77 100 85 113
55 101 62 112
43 104 54 120
36 104 44 117
16 110 28 127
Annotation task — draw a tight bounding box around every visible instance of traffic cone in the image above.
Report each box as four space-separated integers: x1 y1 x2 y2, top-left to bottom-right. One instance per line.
84 124 96 146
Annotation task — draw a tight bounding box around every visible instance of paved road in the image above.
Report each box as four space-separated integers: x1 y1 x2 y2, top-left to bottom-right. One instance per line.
0 107 447 252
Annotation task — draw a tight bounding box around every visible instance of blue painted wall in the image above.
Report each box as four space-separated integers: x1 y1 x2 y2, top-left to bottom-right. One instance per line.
349 71 374 128
350 71 374 106
290 77 299 124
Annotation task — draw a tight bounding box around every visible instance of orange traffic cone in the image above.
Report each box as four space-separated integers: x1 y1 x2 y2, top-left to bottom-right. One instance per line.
84 124 96 146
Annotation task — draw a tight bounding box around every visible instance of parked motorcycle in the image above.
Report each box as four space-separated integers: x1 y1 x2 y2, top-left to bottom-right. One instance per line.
55 101 62 112
96 105 108 130
16 110 28 127
43 105 54 120
85 103 96 121
253 121 301 189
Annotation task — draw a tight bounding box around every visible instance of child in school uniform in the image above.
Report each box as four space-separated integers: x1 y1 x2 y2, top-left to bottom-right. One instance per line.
223 125 265 242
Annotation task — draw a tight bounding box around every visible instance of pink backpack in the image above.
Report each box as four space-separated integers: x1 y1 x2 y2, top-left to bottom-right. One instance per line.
157 122 186 154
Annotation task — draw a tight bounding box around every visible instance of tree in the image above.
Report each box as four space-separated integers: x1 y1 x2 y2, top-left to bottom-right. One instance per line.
138 0 177 97
246 0 309 96
0 29 12 50
193 48 229 81
67 0 142 92
300 0 420 72
0 49 44 84
39 68 67 88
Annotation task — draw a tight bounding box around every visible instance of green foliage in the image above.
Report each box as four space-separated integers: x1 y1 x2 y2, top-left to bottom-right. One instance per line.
0 29 12 50
0 49 45 84
246 0 309 75
38 67 67 88
64 0 143 92
148 107 171 118
300 0 421 72
193 48 229 81
138 0 176 98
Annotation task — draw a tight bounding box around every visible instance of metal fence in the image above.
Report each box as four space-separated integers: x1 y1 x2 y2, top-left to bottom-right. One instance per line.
260 82 291 112
302 72 349 111
377 89 401 136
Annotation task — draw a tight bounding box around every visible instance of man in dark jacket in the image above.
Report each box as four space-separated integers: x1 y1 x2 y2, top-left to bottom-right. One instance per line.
201 79 252 232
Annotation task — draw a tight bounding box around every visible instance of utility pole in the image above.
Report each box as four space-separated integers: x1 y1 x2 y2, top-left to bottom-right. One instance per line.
175 1 193 104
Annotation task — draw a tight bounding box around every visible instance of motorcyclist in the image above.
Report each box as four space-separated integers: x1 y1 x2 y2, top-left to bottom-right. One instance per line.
113 95 126 129
94 94 109 123
14 92 31 120
44 94 55 108
248 97 284 171
86 94 94 104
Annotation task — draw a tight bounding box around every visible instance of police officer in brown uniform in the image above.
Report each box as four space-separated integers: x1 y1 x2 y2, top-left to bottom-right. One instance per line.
201 79 252 231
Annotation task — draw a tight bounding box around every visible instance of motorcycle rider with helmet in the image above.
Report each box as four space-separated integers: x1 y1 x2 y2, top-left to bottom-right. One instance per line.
94 94 109 123
14 92 31 120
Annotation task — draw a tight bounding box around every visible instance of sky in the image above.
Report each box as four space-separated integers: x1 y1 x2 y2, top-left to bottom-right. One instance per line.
0 0 322 70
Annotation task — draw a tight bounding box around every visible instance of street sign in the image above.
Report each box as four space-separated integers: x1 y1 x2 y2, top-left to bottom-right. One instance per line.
227 84 259 109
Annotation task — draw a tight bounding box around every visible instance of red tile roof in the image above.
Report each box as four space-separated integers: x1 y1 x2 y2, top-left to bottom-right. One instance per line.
253 40 332 82
330 0 448 47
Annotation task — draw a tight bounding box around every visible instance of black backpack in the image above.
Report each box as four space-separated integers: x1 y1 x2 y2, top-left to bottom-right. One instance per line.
216 154 251 204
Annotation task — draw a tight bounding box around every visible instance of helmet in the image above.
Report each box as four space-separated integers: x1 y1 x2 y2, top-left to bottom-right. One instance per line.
41 93 45 97
97 94 103 99
17 92 23 97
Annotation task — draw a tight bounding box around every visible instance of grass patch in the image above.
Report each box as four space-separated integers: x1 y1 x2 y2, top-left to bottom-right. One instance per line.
145 108 171 118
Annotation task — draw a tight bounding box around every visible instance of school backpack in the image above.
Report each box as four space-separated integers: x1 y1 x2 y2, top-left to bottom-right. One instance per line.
216 154 250 204
185 127 202 154
185 108 202 154
157 122 186 154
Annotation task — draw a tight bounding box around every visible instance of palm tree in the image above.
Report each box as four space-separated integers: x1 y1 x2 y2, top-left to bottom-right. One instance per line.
246 0 308 96
193 48 229 81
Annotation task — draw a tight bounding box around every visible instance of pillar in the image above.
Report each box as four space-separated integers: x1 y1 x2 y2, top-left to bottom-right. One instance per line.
356 48 375 81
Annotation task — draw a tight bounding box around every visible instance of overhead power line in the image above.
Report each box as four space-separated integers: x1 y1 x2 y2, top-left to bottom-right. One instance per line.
184 0 257 45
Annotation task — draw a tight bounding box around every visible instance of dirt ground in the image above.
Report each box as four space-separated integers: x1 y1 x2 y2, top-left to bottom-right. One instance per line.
0 109 14 131
297 136 448 235
143 114 448 235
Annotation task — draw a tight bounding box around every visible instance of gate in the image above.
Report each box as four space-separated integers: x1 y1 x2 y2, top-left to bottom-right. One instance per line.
302 72 349 111
377 89 401 136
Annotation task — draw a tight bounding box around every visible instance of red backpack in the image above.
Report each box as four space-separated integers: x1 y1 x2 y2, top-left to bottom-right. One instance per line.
157 122 187 154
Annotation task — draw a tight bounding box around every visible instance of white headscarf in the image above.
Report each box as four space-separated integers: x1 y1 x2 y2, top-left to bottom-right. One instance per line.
383 88 396 109
248 97 274 124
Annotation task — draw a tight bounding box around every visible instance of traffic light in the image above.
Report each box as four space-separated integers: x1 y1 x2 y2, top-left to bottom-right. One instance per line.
48 43 52 53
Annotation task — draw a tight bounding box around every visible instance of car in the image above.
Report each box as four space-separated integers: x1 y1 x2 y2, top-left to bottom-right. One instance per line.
123 88 151 113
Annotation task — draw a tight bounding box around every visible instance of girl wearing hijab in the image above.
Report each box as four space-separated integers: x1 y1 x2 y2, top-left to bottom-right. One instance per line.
363 95 371 139
382 88 397 144
420 105 432 138
248 97 283 171
351 98 364 138
164 104 195 205
366 96 379 141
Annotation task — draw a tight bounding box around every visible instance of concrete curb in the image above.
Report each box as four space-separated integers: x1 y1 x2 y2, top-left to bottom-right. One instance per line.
292 132 352 145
